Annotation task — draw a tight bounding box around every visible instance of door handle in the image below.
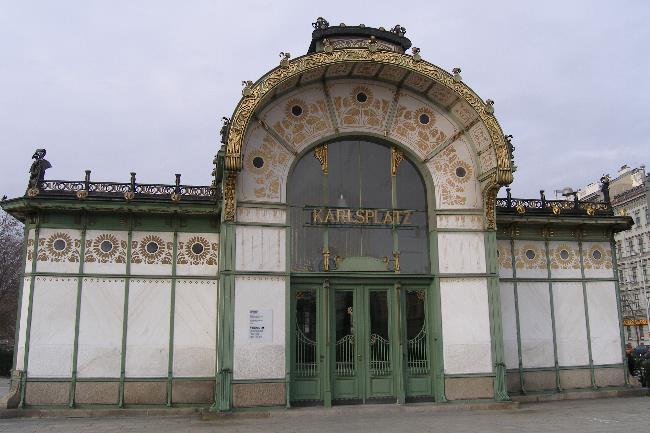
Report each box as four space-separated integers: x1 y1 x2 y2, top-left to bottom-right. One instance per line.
357 354 362 361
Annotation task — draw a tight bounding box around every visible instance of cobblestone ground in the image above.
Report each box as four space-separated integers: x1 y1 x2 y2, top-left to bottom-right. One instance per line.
1 397 649 433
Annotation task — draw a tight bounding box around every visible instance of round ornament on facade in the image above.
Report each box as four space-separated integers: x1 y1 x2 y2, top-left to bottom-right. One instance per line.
100 240 113 253
252 156 265 169
146 241 159 254
455 167 467 178
592 249 602 260
53 239 66 251
525 249 536 260
356 92 368 103
418 113 430 125
191 242 205 255
559 249 570 260
291 105 303 117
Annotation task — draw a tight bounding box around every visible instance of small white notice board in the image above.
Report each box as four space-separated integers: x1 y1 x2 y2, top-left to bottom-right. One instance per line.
248 309 272 342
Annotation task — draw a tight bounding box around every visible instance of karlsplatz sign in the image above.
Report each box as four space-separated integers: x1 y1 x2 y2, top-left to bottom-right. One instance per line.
309 207 415 226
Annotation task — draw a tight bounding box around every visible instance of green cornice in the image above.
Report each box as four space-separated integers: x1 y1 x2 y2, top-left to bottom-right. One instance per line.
1 197 220 220
496 213 633 232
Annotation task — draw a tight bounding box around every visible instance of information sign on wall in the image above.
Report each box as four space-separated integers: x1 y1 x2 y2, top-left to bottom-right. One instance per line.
248 309 272 342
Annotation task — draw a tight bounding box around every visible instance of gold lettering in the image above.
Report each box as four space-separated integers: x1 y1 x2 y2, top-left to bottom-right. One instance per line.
402 210 413 225
312 209 323 224
336 209 349 223
365 210 376 224
354 209 366 224
324 210 335 223
382 210 394 225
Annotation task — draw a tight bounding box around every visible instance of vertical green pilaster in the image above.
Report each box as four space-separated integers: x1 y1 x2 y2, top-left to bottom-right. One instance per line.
118 217 134 408
393 282 405 404
485 230 509 401
322 279 332 407
577 237 597 389
19 221 40 408
69 217 88 407
212 221 235 412
428 229 446 402
544 237 562 391
284 215 291 408
610 238 630 387
509 237 526 394
166 216 179 407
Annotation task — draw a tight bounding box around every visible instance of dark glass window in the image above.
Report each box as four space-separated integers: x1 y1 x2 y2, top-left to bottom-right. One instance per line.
289 140 429 273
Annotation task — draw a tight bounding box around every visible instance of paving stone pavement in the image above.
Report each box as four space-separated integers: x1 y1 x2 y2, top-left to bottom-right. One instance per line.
0 396 649 433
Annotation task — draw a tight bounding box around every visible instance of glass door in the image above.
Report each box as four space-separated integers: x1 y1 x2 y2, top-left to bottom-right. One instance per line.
404 289 432 399
291 287 322 403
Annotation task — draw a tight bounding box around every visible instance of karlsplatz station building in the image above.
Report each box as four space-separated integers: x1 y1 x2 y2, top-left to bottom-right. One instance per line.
1 20 634 410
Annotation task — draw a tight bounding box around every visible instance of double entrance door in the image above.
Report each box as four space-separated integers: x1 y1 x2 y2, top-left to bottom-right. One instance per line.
291 282 433 405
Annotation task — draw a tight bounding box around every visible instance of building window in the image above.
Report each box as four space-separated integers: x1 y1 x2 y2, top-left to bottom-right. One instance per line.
628 239 635 255
617 241 622 257
632 267 638 282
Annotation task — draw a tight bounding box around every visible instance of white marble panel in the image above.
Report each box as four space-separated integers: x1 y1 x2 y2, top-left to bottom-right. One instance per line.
233 276 286 380
237 207 287 224
582 242 614 279
587 282 623 365
24 229 35 273
35 228 82 274
130 232 174 276
513 241 548 279
235 226 286 272
28 277 77 377
77 278 124 378
175 232 219 276
500 282 519 369
436 214 484 230
548 241 581 279
173 280 217 377
440 278 492 374
497 240 513 278
14 277 31 371
83 230 128 275
552 282 589 366
517 282 555 368
125 279 171 377
437 232 486 274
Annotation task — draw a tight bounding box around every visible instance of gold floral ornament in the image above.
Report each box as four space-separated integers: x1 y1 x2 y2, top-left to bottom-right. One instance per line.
85 233 127 264
26 187 39 197
431 146 473 207
273 97 330 147
131 235 172 265
333 85 389 131
392 104 446 155
550 244 580 269
39 232 80 263
515 244 546 269
583 244 612 270
176 236 219 266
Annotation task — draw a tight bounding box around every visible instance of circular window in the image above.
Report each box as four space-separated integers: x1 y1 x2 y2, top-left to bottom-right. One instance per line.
100 240 113 253
191 243 204 255
419 113 430 125
356 92 368 103
53 239 66 251
525 249 536 260
455 167 467 178
291 105 303 116
252 156 264 169
592 250 602 260
559 250 569 260
146 242 159 254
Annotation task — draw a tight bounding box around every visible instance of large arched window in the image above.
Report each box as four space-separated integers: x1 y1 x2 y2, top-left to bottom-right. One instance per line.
289 140 429 273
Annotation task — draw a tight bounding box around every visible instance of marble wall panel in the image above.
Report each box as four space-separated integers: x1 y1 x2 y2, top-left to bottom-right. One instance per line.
83 230 128 274
587 282 623 365
125 279 171 377
437 232 486 274
14 277 30 371
28 277 77 377
500 282 519 369
130 232 174 276
440 278 492 374
436 214 484 230
175 233 219 276
552 282 589 366
497 240 513 278
235 226 286 272
35 228 81 274
77 278 124 378
582 242 614 279
237 207 287 224
513 241 548 279
517 282 555 368
173 280 217 377
548 241 581 279
233 276 286 380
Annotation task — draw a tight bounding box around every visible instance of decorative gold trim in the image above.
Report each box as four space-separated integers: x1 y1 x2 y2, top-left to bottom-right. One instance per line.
26 187 39 197
392 251 401 273
223 172 237 221
313 143 328 174
76 190 88 200
322 248 330 272
390 146 404 176
224 47 513 187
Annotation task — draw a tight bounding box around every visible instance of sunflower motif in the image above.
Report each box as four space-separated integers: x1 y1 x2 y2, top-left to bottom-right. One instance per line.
92 233 120 261
184 236 210 262
45 232 73 259
138 234 166 262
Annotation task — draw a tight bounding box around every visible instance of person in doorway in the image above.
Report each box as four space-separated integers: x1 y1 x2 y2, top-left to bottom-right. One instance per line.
625 343 638 384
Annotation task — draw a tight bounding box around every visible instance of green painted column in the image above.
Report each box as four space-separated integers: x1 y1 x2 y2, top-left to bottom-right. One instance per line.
484 230 510 401
69 216 88 407
19 220 41 408
118 216 134 408
166 216 179 407
212 221 235 412
428 229 446 402
393 282 406 404
322 279 332 407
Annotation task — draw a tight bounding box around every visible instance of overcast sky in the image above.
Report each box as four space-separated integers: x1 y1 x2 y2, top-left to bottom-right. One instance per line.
1 1 648 200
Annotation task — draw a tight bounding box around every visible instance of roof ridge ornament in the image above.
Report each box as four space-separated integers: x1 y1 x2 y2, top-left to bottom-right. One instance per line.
390 24 406 37
452 67 462 82
241 80 253 97
485 99 495 115
279 52 291 68
411 47 421 62
312 17 329 30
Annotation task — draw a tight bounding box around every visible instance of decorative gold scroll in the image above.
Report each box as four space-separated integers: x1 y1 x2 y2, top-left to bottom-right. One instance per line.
390 146 404 176
313 143 328 174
